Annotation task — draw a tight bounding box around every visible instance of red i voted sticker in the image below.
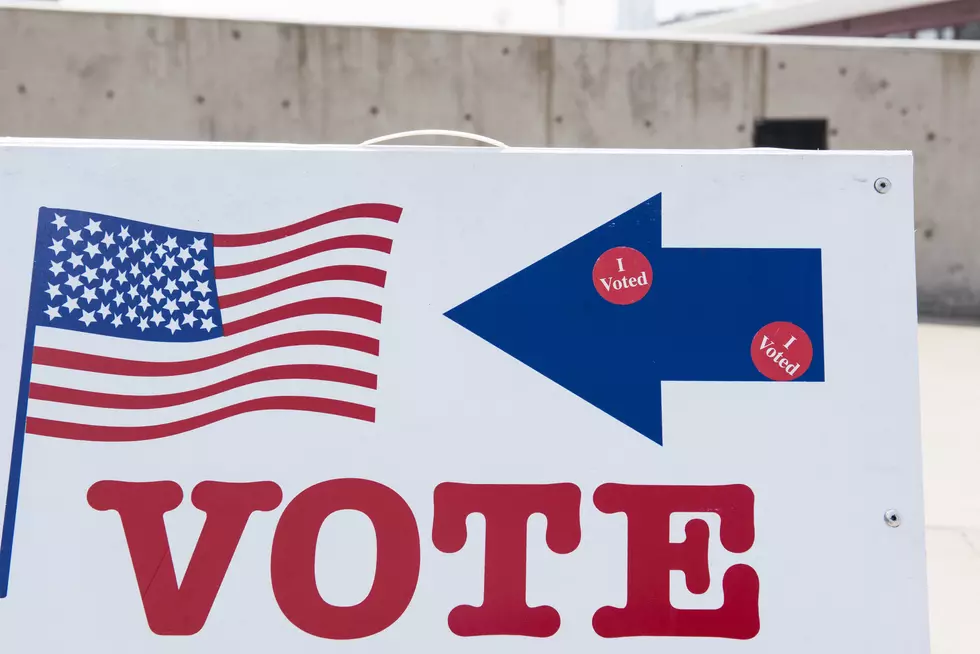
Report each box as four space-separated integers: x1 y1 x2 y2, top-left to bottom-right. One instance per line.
592 246 653 305
751 321 813 381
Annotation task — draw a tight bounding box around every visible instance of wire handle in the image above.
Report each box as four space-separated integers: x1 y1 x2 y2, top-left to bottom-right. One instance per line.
359 129 508 148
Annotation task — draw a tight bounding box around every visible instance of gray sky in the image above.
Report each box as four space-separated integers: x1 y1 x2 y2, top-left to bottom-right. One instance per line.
657 0 754 19
52 0 756 30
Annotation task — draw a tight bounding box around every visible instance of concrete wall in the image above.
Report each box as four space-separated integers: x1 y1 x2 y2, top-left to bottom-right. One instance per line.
1 7 979 315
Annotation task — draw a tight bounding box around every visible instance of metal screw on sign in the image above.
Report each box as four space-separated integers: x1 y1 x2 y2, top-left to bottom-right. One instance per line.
884 509 901 527
874 177 892 194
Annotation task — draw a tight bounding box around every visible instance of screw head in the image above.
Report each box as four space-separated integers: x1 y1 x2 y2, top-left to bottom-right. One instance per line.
884 509 901 527
874 177 892 194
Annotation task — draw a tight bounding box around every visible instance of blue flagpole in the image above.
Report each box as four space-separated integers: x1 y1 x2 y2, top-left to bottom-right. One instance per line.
0 326 38 598
0 209 48 598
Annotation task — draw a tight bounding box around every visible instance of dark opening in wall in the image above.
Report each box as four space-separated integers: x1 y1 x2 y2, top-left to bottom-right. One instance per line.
753 119 828 150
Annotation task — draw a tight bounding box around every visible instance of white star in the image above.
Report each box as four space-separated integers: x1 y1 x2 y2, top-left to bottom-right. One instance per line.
52 214 68 230
66 229 83 245
164 236 179 251
200 316 217 332
128 239 140 253
178 270 194 286
182 311 198 326
126 285 140 299
197 298 213 314
150 267 164 281
100 232 115 248
49 239 65 255
112 291 125 307
176 247 191 263
191 259 208 274
163 298 179 314
137 317 149 331
84 218 102 235
139 276 152 290
165 318 181 334
138 295 151 311
44 305 61 320
130 264 141 278
99 278 113 295
141 252 154 267
150 311 164 326
141 230 154 245
190 237 207 254
81 266 99 283
79 310 96 326
83 241 101 259
68 252 84 269
115 271 127 286
111 313 123 328
178 291 194 306
116 247 129 262
118 226 130 241
164 278 179 294
49 260 65 276
154 244 167 258
45 283 61 300
150 287 165 304
194 281 211 296
63 296 80 313
161 255 177 271
65 274 83 291
126 306 139 321
97 303 112 319
81 286 98 303
99 258 114 273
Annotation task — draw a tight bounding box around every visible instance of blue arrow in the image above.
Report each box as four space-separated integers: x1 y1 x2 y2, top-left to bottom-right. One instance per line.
445 194 824 445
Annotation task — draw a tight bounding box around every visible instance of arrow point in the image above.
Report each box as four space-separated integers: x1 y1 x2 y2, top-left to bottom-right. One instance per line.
445 194 667 445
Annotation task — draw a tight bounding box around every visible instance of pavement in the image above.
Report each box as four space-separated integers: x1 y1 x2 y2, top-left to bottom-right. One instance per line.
919 322 980 654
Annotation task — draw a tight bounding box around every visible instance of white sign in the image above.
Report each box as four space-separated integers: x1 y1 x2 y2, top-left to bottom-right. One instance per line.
0 142 928 652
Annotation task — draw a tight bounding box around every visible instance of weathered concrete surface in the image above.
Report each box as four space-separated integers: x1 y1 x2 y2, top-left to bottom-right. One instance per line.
919 322 980 654
0 7 978 312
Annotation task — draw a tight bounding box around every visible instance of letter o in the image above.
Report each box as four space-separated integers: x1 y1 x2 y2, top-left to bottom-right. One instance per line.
271 479 421 639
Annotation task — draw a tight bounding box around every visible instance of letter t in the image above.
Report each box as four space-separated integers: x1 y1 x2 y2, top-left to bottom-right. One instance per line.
432 483 581 637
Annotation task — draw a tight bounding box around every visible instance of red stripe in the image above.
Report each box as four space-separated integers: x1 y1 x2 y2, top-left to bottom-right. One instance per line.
222 298 381 336
218 265 387 310
213 204 402 247
29 364 376 409
32 331 378 377
214 235 393 279
25 396 374 442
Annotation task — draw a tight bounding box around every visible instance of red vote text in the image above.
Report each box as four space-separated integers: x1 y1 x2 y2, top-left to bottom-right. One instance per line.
89 480 758 640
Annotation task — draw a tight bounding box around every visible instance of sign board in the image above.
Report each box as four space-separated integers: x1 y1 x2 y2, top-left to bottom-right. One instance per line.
0 142 928 652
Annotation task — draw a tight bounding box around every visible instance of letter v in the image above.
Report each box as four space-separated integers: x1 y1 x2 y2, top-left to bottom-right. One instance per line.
759 336 772 350
88 480 282 635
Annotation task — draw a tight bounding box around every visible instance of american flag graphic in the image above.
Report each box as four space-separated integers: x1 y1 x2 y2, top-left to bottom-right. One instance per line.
19 204 401 441
1 202 401 595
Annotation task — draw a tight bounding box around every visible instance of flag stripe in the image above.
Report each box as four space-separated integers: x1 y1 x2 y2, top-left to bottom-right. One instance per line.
218 265 387 310
222 298 381 336
213 204 402 247
214 235 393 279
29 363 376 409
31 350 375 397
27 380 375 426
34 316 380 358
32 330 379 376
24 395 375 442
212 220 395 268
